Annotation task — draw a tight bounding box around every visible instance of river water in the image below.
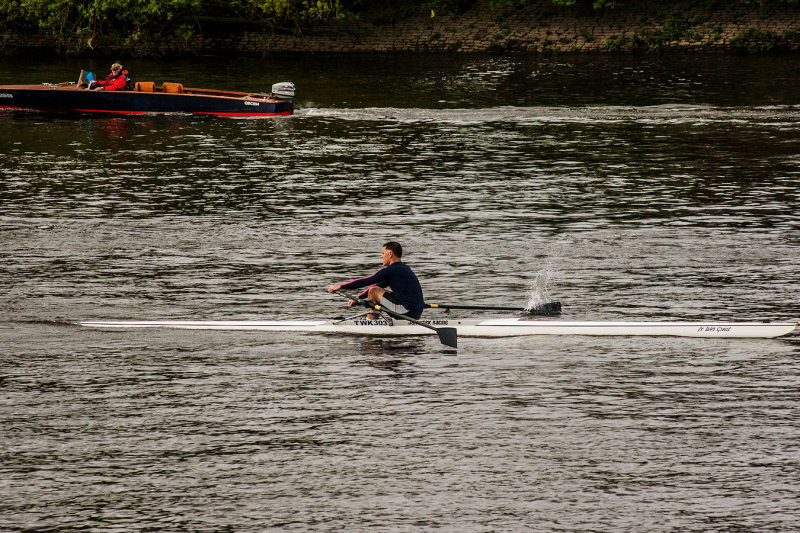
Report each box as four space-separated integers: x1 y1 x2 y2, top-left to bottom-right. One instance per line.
2 53 800 531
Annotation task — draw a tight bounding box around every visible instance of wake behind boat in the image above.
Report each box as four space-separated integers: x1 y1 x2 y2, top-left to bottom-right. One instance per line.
0 74 295 117
80 317 798 339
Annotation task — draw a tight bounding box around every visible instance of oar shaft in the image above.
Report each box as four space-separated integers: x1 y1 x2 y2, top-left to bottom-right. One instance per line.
427 302 562 315
338 291 560 316
428 304 526 311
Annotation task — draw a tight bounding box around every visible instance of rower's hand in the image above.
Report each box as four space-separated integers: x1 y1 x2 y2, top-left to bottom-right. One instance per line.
327 284 341 293
348 299 356 307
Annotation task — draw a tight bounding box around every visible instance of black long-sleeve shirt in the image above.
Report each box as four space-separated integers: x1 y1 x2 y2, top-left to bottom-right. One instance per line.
340 262 424 314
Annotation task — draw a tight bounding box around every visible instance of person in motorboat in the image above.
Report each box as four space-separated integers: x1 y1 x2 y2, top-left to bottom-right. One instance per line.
327 241 425 319
89 63 132 91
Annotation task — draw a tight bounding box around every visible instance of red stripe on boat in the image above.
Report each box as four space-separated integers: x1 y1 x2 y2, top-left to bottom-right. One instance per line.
73 109 150 114
2 105 292 116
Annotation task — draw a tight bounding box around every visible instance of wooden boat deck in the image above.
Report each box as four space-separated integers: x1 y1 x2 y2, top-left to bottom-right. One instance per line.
0 83 282 102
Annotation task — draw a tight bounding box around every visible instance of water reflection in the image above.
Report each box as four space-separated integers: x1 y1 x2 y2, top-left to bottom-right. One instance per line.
363 357 417 375
3 105 799 235
358 337 429 364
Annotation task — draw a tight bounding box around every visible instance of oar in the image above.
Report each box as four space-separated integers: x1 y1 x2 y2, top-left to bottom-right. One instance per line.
334 291 457 349
426 301 562 316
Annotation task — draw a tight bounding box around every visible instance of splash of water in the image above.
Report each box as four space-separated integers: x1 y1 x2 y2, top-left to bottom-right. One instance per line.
524 269 555 311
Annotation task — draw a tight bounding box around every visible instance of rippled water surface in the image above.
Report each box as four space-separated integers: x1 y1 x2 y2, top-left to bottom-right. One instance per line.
2 54 800 531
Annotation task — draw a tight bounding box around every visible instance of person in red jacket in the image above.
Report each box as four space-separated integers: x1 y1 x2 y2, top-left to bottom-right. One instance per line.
91 63 132 91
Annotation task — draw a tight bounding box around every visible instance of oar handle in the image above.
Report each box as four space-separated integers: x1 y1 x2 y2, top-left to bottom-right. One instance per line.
334 290 372 307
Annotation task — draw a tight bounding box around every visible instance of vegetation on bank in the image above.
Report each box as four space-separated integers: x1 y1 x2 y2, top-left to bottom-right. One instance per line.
1 0 799 53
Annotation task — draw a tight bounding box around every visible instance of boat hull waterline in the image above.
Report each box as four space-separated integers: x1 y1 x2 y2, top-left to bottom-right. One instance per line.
79 319 798 338
0 85 293 116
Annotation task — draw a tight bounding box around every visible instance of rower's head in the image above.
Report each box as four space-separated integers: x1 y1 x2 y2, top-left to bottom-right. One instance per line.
111 62 123 73
382 241 402 265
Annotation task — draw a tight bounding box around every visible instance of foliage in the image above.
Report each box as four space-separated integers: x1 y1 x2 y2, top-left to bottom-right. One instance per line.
0 0 204 41
0 0 352 45
550 0 623 8
730 27 787 51
602 33 625 51
2 0 800 53
241 0 346 22
489 0 800 8
488 0 622 8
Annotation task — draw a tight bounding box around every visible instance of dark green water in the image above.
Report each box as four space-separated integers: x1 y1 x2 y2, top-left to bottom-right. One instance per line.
1 54 799 531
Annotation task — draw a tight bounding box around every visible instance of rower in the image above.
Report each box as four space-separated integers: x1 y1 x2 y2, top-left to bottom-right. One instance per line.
327 241 424 320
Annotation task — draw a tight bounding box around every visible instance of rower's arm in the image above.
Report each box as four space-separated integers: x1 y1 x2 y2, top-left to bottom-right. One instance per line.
340 267 389 292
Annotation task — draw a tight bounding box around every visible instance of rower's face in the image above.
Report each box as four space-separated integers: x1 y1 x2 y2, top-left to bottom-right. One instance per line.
381 247 392 266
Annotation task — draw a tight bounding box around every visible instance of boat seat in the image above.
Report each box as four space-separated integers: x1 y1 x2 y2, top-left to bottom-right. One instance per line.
162 82 184 94
135 82 156 93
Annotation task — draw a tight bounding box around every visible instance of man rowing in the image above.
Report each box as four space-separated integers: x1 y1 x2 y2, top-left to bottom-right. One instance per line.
327 241 424 319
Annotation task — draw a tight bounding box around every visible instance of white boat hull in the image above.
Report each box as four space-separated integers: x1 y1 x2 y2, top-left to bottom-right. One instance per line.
79 318 798 339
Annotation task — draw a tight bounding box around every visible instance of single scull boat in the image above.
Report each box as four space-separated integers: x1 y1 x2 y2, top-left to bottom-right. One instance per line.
79 318 797 339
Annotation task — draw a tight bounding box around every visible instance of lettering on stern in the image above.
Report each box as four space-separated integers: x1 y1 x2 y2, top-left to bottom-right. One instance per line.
697 326 732 333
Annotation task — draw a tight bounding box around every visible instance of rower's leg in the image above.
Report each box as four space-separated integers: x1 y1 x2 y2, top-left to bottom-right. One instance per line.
366 286 388 319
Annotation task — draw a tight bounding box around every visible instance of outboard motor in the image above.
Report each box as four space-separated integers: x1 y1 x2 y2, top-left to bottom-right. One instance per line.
270 82 295 102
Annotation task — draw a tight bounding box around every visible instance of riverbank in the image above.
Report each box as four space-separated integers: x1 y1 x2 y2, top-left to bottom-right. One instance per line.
2 0 800 56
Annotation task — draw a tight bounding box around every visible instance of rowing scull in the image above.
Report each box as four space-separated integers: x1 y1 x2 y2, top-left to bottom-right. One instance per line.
79 318 798 338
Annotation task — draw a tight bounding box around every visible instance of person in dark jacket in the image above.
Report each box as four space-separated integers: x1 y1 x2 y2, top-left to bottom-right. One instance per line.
327 241 425 319
91 63 131 91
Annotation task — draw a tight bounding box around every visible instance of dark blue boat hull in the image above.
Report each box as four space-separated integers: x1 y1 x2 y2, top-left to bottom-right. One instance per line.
0 85 293 116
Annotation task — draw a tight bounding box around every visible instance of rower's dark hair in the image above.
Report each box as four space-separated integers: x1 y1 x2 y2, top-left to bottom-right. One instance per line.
383 241 402 258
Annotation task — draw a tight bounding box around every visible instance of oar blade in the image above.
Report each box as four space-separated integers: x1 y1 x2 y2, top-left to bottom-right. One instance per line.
528 301 561 316
436 327 458 349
